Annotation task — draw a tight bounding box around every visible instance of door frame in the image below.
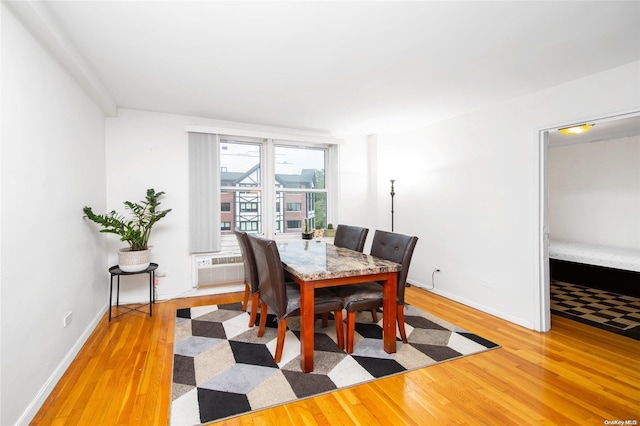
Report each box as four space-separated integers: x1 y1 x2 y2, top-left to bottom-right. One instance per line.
536 110 640 332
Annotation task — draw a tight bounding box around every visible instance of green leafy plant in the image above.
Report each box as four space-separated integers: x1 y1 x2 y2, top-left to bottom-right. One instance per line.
83 189 172 251
327 223 334 229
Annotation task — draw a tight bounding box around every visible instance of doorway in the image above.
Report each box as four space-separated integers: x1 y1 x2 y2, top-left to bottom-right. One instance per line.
539 112 640 332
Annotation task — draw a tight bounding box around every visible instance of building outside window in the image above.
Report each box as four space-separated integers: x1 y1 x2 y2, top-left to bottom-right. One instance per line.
215 135 334 246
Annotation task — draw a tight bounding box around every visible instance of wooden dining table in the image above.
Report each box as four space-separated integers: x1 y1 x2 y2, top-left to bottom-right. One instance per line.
277 239 402 373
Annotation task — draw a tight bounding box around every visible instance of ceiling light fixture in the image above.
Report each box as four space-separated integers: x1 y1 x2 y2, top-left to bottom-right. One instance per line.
558 123 594 135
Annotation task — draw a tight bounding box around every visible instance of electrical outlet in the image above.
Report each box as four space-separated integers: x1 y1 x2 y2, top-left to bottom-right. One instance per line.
63 312 72 327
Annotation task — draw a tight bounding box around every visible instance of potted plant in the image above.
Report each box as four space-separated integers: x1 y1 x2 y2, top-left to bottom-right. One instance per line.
313 224 324 239
83 188 172 272
324 223 336 237
302 218 314 240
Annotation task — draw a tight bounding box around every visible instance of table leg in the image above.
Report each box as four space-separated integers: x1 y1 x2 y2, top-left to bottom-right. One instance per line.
382 272 398 354
109 275 114 322
299 281 315 372
149 270 153 317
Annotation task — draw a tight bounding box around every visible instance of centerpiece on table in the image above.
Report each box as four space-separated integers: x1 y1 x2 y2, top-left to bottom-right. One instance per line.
302 218 314 240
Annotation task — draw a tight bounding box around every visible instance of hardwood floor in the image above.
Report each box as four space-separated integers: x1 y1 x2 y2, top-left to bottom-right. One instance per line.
31 286 639 425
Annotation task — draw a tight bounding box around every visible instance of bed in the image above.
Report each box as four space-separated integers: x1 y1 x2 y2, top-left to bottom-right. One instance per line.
549 240 640 297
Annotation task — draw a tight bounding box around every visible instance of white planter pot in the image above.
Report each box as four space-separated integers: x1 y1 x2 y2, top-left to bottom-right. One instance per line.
117 248 151 272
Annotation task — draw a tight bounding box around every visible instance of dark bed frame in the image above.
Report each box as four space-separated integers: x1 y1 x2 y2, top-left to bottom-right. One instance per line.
550 259 640 298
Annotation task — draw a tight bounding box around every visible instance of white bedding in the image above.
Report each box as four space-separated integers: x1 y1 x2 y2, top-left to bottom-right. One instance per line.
549 240 640 273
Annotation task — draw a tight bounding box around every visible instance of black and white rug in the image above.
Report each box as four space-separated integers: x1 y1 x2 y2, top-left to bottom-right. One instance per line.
551 280 640 340
171 302 499 425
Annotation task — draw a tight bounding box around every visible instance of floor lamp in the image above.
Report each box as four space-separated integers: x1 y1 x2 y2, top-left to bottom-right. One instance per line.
390 179 395 232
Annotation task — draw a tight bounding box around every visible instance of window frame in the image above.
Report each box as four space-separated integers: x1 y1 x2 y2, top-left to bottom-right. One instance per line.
188 126 340 251
220 135 337 245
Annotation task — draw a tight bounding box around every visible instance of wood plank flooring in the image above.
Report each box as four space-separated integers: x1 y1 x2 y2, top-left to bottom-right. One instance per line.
31 286 640 425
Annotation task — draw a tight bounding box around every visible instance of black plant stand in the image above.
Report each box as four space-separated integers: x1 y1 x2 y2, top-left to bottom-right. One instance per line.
108 263 158 321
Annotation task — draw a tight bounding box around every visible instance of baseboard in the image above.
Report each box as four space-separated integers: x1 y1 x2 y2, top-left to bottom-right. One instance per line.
17 302 109 425
408 279 536 331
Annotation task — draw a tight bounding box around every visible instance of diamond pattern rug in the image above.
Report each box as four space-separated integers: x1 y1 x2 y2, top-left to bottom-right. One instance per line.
170 302 499 425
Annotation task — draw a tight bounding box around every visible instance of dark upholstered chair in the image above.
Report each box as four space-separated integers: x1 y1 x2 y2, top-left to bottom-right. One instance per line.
248 234 345 362
332 230 418 353
235 230 260 327
333 224 369 252
320 224 369 328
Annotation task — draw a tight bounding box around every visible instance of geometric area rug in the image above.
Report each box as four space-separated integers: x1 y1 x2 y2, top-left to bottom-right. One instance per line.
551 280 640 341
170 302 499 425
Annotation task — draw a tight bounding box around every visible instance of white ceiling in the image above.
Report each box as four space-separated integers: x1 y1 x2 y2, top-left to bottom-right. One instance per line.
19 1 640 135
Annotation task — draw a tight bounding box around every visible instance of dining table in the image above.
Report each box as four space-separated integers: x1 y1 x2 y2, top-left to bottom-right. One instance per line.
277 239 402 373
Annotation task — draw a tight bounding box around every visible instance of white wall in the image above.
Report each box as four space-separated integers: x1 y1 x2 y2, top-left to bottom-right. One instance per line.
336 134 379 237
375 61 640 330
1 5 107 425
548 136 640 249
104 109 191 303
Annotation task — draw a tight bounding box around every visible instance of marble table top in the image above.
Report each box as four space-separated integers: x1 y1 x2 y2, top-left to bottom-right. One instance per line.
277 240 401 281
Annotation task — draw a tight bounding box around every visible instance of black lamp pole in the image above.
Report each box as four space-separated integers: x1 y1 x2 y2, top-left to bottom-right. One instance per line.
390 179 395 232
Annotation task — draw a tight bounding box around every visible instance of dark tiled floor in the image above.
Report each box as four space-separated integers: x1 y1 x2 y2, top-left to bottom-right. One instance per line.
551 280 640 340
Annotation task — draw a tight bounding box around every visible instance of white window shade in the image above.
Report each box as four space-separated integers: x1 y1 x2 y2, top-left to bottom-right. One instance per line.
189 132 220 253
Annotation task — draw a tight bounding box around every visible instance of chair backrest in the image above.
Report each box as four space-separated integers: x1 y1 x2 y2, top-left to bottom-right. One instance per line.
369 230 418 304
333 224 369 252
234 230 259 294
248 234 291 319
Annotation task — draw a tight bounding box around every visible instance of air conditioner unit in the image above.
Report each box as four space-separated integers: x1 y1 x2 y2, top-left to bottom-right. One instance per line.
191 252 244 288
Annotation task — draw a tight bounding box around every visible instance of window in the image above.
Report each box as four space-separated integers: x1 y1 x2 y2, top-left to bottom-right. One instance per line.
189 130 337 251
220 138 331 237
287 220 302 229
220 138 262 236
239 221 258 231
275 146 328 233
240 202 258 212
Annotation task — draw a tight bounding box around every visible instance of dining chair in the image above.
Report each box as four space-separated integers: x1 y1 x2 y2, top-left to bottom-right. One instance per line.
248 234 345 363
321 224 370 327
332 230 418 353
234 230 260 327
333 224 369 252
